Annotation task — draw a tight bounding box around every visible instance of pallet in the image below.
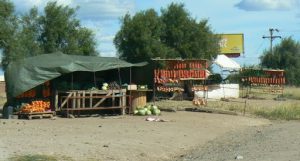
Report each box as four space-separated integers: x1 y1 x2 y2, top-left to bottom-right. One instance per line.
18 111 55 120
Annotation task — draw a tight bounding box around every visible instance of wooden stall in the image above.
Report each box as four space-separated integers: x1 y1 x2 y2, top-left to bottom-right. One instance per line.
56 89 127 115
153 58 209 101
241 69 286 96
5 53 147 118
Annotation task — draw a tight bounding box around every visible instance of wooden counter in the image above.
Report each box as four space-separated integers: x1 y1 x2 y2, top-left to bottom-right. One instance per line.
55 89 127 115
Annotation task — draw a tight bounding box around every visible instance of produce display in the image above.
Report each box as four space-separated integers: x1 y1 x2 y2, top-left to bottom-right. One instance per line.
134 105 161 116
154 59 208 94
245 77 285 85
156 86 184 92
191 85 208 91
154 70 206 83
16 89 36 98
20 100 51 113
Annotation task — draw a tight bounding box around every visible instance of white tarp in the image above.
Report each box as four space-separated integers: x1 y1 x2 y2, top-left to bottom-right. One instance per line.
195 84 239 99
214 54 241 70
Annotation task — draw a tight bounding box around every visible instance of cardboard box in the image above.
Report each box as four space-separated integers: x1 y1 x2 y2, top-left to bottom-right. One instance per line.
127 84 137 90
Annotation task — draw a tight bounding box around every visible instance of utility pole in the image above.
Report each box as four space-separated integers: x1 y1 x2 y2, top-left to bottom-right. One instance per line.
262 28 281 55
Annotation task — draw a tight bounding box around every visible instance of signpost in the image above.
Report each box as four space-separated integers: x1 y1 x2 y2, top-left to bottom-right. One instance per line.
219 33 244 57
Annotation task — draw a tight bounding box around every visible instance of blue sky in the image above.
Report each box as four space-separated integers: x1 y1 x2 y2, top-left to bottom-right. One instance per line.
10 0 300 66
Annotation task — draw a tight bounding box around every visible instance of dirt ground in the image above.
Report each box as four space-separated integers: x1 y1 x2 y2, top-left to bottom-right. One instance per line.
175 120 300 161
0 112 269 161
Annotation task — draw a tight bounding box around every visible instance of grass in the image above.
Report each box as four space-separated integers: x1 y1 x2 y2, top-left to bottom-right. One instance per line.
155 86 300 120
8 154 73 161
281 86 300 100
254 104 300 120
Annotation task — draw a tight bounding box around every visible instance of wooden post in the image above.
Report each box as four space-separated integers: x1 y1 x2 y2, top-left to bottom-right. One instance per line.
112 90 115 107
76 91 80 108
55 91 58 111
89 91 93 108
122 90 126 115
82 91 85 108
72 92 76 109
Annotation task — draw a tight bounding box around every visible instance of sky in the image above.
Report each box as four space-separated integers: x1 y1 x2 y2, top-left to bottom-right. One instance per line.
10 0 300 66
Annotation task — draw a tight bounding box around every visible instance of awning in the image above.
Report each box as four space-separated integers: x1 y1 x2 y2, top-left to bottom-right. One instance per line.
213 54 241 70
5 52 147 99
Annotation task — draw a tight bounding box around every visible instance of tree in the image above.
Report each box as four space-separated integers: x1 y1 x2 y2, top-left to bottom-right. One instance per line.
161 3 219 59
40 2 97 55
114 3 220 63
260 37 300 85
114 9 172 63
0 0 19 67
0 1 98 69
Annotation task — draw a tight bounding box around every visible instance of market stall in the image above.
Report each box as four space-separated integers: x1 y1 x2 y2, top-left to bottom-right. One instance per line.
241 68 285 96
152 58 209 102
4 52 146 117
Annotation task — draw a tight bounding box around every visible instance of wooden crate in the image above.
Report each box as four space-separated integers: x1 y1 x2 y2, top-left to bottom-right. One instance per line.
18 111 55 120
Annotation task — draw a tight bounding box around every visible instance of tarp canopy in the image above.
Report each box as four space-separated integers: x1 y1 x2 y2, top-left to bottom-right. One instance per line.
5 52 147 99
213 54 241 70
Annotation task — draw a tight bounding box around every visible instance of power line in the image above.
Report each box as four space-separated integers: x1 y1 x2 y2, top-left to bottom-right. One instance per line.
262 28 281 55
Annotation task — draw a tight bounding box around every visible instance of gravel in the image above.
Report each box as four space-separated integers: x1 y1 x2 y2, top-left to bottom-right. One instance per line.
174 121 300 161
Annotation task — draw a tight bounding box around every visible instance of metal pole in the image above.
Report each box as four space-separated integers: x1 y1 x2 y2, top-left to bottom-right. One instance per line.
263 28 281 55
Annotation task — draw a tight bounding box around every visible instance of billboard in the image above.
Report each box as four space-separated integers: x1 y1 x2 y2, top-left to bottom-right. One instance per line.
219 34 244 57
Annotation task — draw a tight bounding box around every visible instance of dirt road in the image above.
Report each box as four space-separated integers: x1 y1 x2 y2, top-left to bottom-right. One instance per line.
175 121 300 161
0 112 269 161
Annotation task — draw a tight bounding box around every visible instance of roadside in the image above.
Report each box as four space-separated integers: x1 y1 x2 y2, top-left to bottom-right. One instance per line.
174 120 300 161
0 112 269 161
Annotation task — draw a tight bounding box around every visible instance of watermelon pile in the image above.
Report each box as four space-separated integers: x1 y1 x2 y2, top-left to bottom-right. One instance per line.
134 105 161 116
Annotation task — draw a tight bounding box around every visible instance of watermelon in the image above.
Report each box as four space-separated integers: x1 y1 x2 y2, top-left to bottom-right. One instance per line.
138 109 146 116
153 109 161 115
146 110 152 115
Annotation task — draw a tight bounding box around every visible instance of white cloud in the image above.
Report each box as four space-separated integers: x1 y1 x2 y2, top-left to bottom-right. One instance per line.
12 0 135 20
235 0 300 11
12 0 74 14
100 35 115 43
75 0 135 20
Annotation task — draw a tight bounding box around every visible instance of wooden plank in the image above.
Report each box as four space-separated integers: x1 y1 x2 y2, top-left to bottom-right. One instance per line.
61 106 126 111
82 91 85 108
121 92 126 115
89 91 93 108
72 92 76 109
55 90 58 110
60 92 73 108
76 92 80 108
93 91 112 108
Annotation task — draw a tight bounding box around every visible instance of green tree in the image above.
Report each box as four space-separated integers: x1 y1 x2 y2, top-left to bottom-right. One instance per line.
0 0 20 67
260 37 300 85
17 7 43 57
114 3 220 63
161 3 219 59
1 1 98 69
114 9 172 63
40 2 97 55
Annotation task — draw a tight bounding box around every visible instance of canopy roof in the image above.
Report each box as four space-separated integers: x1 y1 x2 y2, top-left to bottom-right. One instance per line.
214 54 241 70
5 52 146 98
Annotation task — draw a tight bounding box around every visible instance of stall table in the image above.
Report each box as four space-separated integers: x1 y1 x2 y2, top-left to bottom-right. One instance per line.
55 89 127 115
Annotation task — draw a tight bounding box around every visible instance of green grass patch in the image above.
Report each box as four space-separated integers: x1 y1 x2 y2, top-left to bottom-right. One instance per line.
9 154 73 161
281 87 300 100
254 104 300 120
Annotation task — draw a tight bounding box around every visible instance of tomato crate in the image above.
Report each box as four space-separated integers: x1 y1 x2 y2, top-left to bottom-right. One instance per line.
18 111 55 120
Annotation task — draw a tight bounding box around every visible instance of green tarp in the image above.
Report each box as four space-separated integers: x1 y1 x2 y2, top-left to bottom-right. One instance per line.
5 52 146 99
